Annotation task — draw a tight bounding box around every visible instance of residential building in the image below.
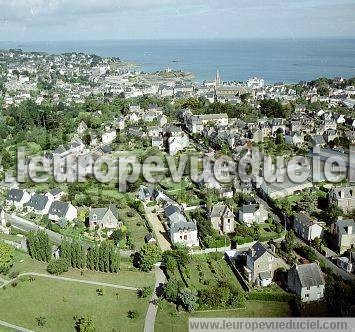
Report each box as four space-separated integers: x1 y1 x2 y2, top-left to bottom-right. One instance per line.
287 263 325 302
164 205 199 247
331 218 355 254
239 203 268 226
48 201 77 222
26 194 54 215
244 242 279 286
6 189 31 209
329 186 355 213
89 205 122 230
293 212 323 242
209 204 235 234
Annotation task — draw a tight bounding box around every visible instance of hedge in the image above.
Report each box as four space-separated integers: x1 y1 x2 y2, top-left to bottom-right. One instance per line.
247 291 294 302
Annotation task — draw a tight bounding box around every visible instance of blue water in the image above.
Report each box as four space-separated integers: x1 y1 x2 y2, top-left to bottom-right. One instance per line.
1 39 355 83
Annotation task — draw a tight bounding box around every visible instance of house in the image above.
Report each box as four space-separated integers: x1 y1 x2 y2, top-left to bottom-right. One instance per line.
138 186 160 202
48 188 65 201
239 203 268 226
48 201 77 222
271 118 286 136
77 121 88 136
145 233 157 244
26 194 54 215
287 263 325 302
293 212 323 242
209 204 235 234
234 178 253 194
336 255 354 273
164 205 199 247
6 189 31 209
309 135 326 148
168 135 190 155
285 132 304 146
329 186 355 213
244 242 279 286
89 205 122 230
330 218 355 254
102 129 117 145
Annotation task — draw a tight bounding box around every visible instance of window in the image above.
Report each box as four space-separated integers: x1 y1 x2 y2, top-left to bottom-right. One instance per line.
305 294 309 298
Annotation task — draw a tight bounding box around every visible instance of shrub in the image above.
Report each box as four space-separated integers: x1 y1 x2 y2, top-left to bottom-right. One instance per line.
36 316 46 327
47 258 69 275
127 310 138 319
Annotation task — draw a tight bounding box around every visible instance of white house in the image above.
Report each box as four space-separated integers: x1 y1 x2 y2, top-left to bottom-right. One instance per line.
164 205 199 247
293 212 323 242
6 189 31 209
48 201 77 222
26 194 54 215
102 129 117 145
239 203 268 226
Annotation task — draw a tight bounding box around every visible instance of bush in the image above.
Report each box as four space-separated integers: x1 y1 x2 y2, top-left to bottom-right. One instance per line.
127 310 138 319
47 258 69 275
36 316 46 327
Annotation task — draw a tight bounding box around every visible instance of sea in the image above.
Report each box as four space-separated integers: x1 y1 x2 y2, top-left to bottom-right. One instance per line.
0 38 355 84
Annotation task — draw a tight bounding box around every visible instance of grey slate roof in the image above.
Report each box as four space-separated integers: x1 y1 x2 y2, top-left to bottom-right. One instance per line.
210 204 233 218
89 205 118 222
293 263 325 288
334 219 355 235
249 242 275 262
49 201 71 218
50 188 63 196
241 204 259 214
7 189 25 202
26 194 48 211
170 220 197 233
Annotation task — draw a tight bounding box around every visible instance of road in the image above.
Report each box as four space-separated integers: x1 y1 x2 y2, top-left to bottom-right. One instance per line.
0 319 34 332
144 265 166 332
143 205 171 251
5 213 63 244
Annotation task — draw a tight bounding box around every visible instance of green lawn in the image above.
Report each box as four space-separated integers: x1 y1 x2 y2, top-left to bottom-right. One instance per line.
0 277 148 331
173 255 242 292
4 250 155 289
155 300 292 332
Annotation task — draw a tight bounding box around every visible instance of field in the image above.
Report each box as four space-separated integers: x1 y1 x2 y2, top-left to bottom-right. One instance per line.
2 250 155 289
155 300 293 332
0 277 149 331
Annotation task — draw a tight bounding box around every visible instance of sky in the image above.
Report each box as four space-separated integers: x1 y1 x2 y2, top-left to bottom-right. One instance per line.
0 0 355 41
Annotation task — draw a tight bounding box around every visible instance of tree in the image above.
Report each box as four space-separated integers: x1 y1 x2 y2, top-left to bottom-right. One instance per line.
164 278 184 302
0 242 14 273
283 230 296 253
138 244 162 272
323 204 343 225
298 191 318 214
47 258 69 275
75 316 95 332
110 229 124 245
178 288 199 312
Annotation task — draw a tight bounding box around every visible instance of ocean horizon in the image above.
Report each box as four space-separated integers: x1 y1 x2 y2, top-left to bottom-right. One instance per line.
1 38 355 83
